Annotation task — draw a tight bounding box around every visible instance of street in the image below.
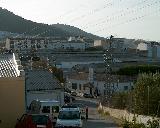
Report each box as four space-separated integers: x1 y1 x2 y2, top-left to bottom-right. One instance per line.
73 98 120 128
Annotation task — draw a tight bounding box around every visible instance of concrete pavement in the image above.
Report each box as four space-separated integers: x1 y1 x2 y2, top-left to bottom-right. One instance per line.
73 97 121 128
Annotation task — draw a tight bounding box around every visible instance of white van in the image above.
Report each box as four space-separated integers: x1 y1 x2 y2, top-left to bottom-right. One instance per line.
56 106 83 128
29 99 60 124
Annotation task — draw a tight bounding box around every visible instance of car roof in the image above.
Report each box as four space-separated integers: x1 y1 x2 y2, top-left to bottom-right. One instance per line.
60 105 80 111
26 113 50 117
60 107 80 112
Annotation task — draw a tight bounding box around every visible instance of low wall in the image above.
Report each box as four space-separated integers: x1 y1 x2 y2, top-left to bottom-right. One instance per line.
98 103 159 125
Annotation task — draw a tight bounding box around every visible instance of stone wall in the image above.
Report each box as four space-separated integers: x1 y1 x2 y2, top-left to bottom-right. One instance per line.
98 103 159 125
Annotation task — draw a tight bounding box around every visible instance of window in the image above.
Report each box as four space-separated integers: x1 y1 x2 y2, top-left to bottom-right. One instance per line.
72 83 77 90
124 86 128 91
83 85 85 90
42 106 50 113
58 111 80 119
79 84 81 90
131 86 134 90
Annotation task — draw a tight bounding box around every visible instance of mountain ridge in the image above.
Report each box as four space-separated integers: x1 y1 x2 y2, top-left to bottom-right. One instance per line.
0 7 102 39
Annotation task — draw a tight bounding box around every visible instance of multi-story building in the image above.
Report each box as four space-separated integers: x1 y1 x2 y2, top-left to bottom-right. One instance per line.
137 41 160 59
94 38 137 53
5 37 93 51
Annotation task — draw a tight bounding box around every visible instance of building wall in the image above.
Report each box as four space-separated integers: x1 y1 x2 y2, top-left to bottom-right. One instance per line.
94 40 102 46
6 38 88 51
137 43 148 51
0 77 25 128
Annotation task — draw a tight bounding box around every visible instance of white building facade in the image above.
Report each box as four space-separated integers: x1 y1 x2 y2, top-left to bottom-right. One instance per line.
66 73 134 96
5 37 93 51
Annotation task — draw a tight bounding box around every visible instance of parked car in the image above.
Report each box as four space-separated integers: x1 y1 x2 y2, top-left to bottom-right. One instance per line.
56 105 83 128
71 91 77 96
70 103 86 118
76 92 84 97
83 93 94 98
15 114 53 128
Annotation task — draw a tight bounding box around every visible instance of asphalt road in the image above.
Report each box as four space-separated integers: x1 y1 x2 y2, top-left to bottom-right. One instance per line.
73 97 120 128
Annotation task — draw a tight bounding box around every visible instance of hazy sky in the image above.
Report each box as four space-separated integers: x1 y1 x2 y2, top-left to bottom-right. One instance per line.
0 0 160 41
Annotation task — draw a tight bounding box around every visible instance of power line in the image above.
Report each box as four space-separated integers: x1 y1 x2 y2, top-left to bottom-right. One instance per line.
81 0 153 29
95 6 160 33
65 0 124 24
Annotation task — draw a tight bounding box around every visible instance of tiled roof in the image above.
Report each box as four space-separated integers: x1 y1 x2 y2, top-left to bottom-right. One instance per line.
0 54 19 77
26 70 62 91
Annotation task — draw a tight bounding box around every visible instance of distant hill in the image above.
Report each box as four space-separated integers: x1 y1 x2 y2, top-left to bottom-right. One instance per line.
0 7 102 39
52 24 102 39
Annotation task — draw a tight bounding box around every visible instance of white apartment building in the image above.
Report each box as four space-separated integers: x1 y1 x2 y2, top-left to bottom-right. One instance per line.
94 38 137 52
5 37 93 51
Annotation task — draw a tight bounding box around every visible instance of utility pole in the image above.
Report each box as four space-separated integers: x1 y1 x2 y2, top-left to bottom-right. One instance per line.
103 35 114 106
147 85 149 115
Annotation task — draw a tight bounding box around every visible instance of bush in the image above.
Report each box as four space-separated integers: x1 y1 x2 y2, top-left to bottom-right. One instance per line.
122 119 145 128
116 65 160 76
97 109 103 114
122 118 160 128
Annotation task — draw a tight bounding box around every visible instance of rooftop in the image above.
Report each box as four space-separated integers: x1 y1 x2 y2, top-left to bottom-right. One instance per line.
26 70 62 91
0 53 23 77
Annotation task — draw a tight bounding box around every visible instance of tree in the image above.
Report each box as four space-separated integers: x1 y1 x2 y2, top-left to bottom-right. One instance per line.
111 92 128 109
133 73 160 116
49 66 65 83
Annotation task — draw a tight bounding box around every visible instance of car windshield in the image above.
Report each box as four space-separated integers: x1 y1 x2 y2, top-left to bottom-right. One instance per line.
58 111 80 120
31 115 49 125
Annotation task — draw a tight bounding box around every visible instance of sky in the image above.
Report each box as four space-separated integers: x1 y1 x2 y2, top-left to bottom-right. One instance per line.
0 0 160 41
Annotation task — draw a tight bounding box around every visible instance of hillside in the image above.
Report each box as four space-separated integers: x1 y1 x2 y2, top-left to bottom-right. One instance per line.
52 24 102 39
0 7 101 39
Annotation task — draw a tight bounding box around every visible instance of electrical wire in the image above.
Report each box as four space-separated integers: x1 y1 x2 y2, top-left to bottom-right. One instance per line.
95 7 160 33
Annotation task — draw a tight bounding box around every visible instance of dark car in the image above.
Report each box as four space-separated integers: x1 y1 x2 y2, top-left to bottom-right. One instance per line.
83 93 94 98
15 114 53 128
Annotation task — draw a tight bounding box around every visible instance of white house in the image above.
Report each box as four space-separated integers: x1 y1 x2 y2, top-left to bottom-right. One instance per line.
25 70 64 108
137 42 160 59
66 72 135 96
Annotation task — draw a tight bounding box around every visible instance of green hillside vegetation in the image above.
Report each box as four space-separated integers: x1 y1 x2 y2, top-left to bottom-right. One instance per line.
116 65 160 76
